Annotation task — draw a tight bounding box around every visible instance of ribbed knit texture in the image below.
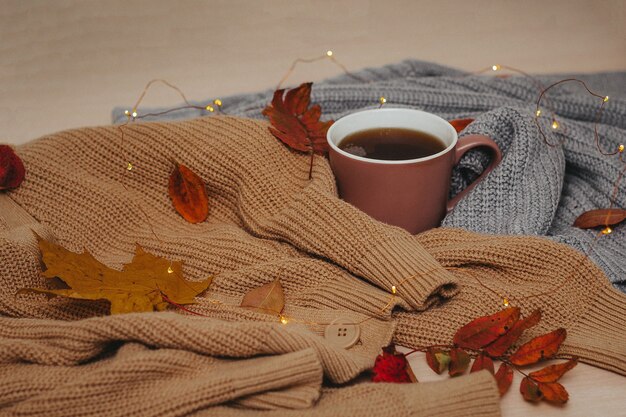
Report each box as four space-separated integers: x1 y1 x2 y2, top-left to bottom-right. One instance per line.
114 60 626 292
1 65 625 414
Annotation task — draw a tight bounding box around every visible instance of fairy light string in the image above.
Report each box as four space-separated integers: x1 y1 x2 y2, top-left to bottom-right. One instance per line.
115 52 621 326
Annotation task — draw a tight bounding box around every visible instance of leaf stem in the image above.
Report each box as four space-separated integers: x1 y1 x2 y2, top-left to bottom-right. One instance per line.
161 293 209 317
308 149 314 180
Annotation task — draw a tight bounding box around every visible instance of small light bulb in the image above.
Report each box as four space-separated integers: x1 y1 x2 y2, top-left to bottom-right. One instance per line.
280 316 288 324
126 162 133 171
492 64 500 71
503 298 510 307
535 109 542 117
391 285 397 294
551 120 559 129
167 266 174 274
602 227 612 235
206 105 214 112
326 50 333 57
603 96 609 102
619 144 624 153
213 99 222 107
131 111 138 118
379 96 387 105
124 110 130 116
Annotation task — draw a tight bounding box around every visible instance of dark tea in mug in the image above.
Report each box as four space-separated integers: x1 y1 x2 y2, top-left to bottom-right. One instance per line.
338 127 447 161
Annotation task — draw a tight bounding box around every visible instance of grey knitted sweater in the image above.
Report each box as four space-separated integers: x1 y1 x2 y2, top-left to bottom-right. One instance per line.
113 60 626 292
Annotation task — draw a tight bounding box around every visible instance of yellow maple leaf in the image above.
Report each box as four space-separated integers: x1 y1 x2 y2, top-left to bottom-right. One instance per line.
19 237 212 314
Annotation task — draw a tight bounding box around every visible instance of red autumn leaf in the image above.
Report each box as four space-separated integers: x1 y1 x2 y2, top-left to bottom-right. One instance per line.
453 307 520 350
372 345 417 383
0 144 26 190
448 348 471 377
470 353 495 374
573 208 626 229
426 348 451 374
520 376 543 402
509 328 567 366
168 163 209 224
538 382 569 404
449 118 474 133
529 358 578 383
262 82 334 179
494 363 513 396
484 309 542 357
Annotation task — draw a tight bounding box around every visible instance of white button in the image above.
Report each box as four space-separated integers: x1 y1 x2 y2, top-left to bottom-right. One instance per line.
324 317 361 349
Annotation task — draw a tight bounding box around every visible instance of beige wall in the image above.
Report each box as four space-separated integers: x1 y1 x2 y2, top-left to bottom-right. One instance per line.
1 0 625 145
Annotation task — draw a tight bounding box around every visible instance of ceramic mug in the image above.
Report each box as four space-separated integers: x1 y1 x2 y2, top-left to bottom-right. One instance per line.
327 108 502 234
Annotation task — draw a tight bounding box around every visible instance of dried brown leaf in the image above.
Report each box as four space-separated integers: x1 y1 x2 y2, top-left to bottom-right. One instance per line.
573 208 626 229
520 376 543 402
240 278 285 316
426 348 450 374
510 328 567 366
470 353 495 374
494 363 514 396
529 358 578 383
19 237 211 314
453 307 520 350
168 163 209 223
449 348 471 377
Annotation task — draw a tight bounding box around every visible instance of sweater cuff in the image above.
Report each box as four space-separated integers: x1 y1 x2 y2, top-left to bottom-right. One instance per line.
228 348 323 408
403 370 501 417
353 237 458 310
564 284 626 376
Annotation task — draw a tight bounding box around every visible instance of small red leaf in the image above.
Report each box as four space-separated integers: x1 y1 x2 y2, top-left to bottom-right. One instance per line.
529 358 578 383
168 163 209 223
470 353 495 374
484 309 542 357
510 328 566 366
0 145 26 190
372 345 417 383
573 209 626 229
449 348 471 377
453 307 520 350
449 118 474 133
426 348 451 374
494 363 513 396
538 382 569 404
520 377 543 402
262 83 334 179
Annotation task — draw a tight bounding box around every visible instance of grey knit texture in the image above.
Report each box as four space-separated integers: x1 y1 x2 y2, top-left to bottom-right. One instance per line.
113 60 626 292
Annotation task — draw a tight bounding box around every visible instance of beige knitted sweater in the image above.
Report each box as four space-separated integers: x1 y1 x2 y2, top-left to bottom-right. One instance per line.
1 116 624 416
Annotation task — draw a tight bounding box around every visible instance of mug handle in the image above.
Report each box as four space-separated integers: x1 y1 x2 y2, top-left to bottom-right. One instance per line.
446 135 502 212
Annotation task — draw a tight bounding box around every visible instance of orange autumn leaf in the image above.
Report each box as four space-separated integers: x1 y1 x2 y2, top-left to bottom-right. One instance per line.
262 82 334 179
19 236 212 314
538 381 569 404
426 348 451 374
573 208 626 229
509 328 567 366
484 309 542 357
449 118 474 133
453 307 520 350
240 278 285 316
470 353 494 374
168 163 209 224
494 363 513 396
529 358 578 383
448 348 471 377
520 377 543 402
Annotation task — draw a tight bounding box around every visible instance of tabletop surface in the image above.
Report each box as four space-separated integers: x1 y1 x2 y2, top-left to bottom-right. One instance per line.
1 1 625 416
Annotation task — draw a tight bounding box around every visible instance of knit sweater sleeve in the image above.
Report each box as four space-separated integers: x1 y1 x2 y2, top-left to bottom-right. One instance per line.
216 117 458 310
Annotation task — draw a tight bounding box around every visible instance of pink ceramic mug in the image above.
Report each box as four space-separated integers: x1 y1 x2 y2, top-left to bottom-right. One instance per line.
327 108 502 234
